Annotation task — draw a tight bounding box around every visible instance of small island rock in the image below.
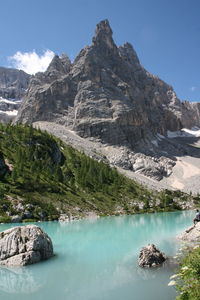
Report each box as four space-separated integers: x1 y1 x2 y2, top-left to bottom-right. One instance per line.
178 222 200 242
138 244 166 268
0 224 53 266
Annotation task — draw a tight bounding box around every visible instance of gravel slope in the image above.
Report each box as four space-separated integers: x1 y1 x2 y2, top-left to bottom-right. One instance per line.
33 121 200 194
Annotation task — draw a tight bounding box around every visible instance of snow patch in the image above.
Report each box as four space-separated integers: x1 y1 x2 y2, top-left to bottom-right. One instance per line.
0 97 21 104
167 128 200 138
0 110 18 116
182 128 200 137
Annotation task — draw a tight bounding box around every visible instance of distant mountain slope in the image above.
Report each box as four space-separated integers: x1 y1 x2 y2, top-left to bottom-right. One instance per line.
0 124 195 223
0 67 30 123
0 67 30 99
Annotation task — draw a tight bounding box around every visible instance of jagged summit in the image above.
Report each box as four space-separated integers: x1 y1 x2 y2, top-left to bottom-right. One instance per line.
92 19 115 49
94 19 113 37
14 19 200 155
46 54 71 74
119 42 140 69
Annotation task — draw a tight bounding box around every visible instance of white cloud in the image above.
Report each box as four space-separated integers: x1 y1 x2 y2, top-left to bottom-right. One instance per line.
8 50 55 75
190 86 197 92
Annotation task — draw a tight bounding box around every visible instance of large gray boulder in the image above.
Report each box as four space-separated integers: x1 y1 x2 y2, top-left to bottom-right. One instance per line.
0 225 53 266
178 222 200 242
138 244 166 267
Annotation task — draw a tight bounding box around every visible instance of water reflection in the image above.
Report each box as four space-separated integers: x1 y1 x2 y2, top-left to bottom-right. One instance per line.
0 266 45 294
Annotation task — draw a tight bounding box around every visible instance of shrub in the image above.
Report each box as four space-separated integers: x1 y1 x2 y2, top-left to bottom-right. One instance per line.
0 216 11 223
174 246 200 300
22 219 38 223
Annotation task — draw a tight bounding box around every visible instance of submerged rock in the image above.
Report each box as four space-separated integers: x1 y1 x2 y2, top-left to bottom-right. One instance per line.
178 222 200 242
138 244 166 268
0 225 53 266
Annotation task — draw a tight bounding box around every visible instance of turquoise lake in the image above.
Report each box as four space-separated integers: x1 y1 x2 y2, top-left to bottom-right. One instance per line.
0 210 194 300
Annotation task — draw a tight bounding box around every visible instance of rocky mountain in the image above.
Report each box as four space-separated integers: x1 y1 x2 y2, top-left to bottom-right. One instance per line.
15 20 200 136
12 20 200 186
0 67 30 122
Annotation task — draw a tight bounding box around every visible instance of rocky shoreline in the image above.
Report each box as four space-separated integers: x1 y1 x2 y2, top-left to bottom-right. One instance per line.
178 222 200 243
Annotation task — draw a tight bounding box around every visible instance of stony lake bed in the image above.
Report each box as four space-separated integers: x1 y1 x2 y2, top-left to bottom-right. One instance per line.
0 210 195 300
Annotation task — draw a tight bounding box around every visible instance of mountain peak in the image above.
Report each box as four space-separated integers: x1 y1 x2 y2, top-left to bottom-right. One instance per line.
46 54 71 74
95 19 113 36
92 19 115 49
119 42 140 67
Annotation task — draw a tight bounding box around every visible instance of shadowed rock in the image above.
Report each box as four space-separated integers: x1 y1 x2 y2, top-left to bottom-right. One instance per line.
138 244 166 267
0 225 53 266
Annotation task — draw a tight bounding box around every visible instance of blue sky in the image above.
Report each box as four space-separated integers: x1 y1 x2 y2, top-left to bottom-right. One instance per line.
0 0 200 102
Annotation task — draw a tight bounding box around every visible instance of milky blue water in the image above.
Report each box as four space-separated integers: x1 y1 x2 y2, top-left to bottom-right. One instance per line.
0 211 194 300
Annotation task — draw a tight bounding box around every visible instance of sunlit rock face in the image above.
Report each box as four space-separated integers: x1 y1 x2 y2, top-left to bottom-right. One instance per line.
0 225 53 266
138 244 166 267
178 222 200 242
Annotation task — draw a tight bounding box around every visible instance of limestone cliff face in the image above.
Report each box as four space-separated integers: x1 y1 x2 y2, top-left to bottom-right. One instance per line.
0 67 30 123
0 67 30 100
14 20 200 148
15 54 74 124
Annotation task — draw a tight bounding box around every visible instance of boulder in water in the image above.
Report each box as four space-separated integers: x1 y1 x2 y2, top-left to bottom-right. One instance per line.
138 244 166 267
0 224 53 266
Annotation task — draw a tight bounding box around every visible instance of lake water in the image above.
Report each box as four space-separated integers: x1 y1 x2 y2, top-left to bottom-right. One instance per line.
0 210 194 300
